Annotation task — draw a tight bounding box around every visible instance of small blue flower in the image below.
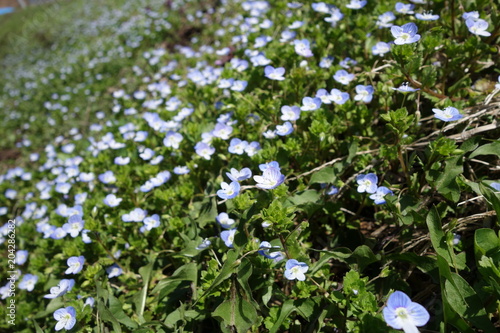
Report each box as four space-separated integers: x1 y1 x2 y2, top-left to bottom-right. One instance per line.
65 256 85 274
377 12 396 28
333 69 355 85
264 66 286 81
329 89 350 104
195 142 216 160
54 306 77 331
383 291 430 333
275 122 294 136
62 214 84 238
284 259 309 281
395 2 414 14
220 229 237 248
372 42 392 56
226 168 252 182
466 18 491 37
16 250 28 265
346 0 366 9
98 171 116 184
196 238 211 250
140 214 161 233
432 106 463 122
391 23 421 45
369 186 394 204
354 85 374 103
280 105 301 121
293 39 313 57
216 212 236 229
217 181 241 199
18 274 38 292
231 80 248 92
254 166 285 190
44 279 75 299
415 11 439 21
103 194 122 207
106 264 122 278
258 241 284 262
300 97 322 111
356 173 378 194
391 82 420 93
228 138 249 155
326 185 339 195
163 131 183 149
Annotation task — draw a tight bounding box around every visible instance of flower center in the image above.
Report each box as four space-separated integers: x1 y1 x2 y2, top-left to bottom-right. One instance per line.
400 33 410 40
395 307 409 319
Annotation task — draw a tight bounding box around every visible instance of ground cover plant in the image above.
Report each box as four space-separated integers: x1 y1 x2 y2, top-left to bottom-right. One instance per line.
0 0 499 332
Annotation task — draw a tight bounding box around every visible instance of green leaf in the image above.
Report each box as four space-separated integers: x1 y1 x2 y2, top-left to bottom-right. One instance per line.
236 258 259 308
349 245 380 272
479 183 500 224
133 259 156 320
435 156 463 202
196 250 239 303
426 208 454 267
287 190 320 205
152 262 197 301
474 228 500 258
469 141 500 158
213 287 259 333
109 294 138 328
309 166 336 184
445 273 496 332
97 299 123 333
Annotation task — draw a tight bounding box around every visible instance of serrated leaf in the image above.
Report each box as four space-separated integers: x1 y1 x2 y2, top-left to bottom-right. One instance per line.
109 294 138 328
309 167 336 184
445 273 496 332
213 289 259 333
469 141 500 158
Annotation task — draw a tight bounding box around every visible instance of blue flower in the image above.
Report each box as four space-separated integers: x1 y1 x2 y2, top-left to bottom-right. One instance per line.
231 80 248 91
54 306 77 331
258 241 284 262
65 256 85 274
372 42 392 56
391 82 420 93
103 194 122 207
369 186 394 204
44 279 75 299
293 39 313 57
333 69 355 85
280 105 301 121
276 121 294 136
254 166 285 190
216 212 236 229
319 56 334 68
415 11 439 21
245 141 261 156
173 166 190 175
391 23 421 45
377 12 396 28
300 97 322 111
329 89 350 104
106 264 122 278
163 131 183 149
316 89 332 104
326 185 339 195
383 291 430 333
432 106 463 122
122 208 147 222
226 167 252 182
466 18 491 37
395 2 414 14
228 138 249 155
217 181 241 199
196 238 211 250
195 142 216 160
221 229 237 248
18 274 38 292
284 259 309 281
264 66 286 81
259 161 281 171
140 214 161 233
354 85 374 103
346 0 366 9
62 214 84 238
356 173 378 193
98 170 116 184
16 250 28 265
